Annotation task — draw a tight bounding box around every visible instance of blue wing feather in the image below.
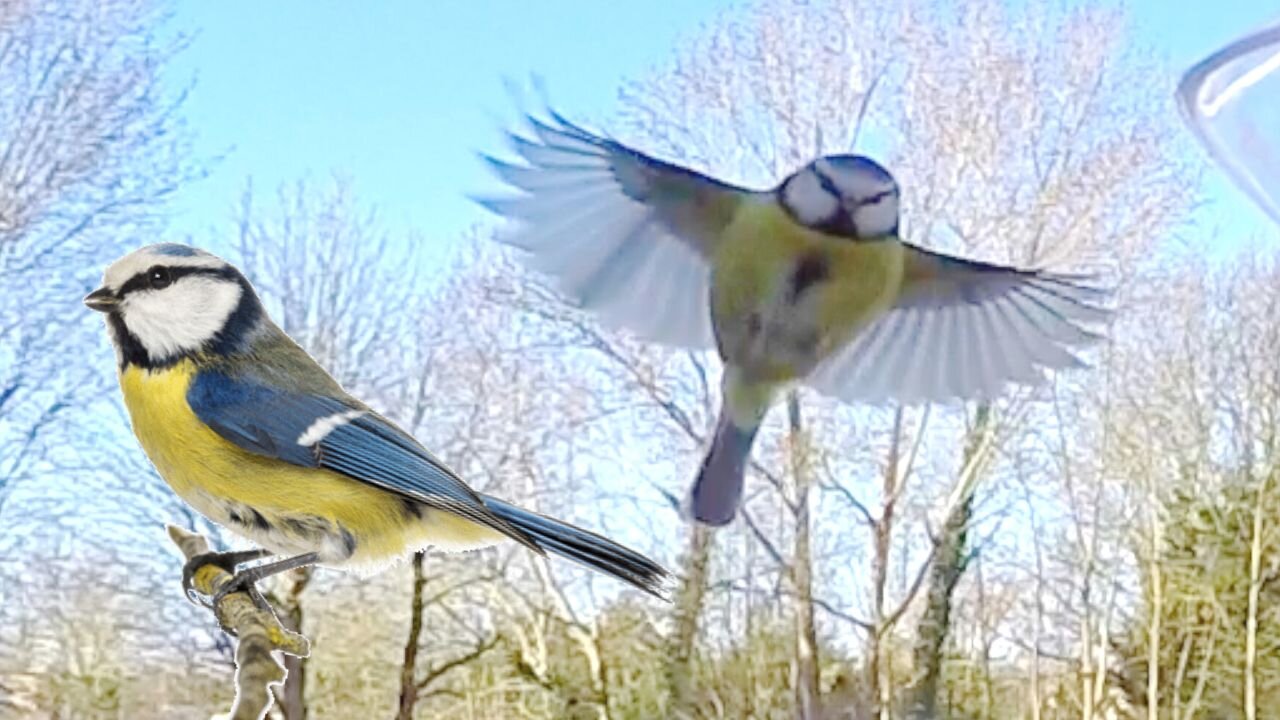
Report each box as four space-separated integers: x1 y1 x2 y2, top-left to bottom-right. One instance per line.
187 373 343 466
186 370 539 551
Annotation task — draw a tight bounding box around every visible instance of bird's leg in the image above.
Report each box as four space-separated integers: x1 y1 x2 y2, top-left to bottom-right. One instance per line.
211 551 320 614
182 548 272 607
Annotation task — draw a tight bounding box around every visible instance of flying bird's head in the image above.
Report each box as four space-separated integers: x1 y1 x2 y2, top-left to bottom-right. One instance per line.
778 154 899 239
84 243 267 368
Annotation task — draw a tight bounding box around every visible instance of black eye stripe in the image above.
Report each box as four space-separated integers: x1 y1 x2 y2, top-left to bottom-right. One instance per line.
117 266 232 297
812 167 896 207
814 170 843 200
148 266 172 290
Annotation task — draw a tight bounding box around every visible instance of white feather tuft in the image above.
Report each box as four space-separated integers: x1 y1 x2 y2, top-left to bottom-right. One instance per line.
296 409 366 447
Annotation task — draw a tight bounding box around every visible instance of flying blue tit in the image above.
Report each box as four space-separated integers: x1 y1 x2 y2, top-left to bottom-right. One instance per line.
480 111 1109 527
84 243 669 619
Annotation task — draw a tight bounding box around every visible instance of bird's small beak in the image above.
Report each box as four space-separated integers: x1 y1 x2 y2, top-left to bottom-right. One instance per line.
83 287 119 313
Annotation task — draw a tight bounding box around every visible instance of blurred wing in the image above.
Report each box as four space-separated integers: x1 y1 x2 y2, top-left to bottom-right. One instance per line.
1178 21 1280 226
187 370 539 552
478 110 754 348
808 245 1110 405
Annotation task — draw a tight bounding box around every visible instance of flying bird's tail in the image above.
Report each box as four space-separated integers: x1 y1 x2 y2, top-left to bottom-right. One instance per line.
480 496 670 599
684 408 761 527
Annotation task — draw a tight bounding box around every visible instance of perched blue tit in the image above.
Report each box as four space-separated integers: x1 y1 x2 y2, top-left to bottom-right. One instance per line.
480 111 1109 526
84 243 669 615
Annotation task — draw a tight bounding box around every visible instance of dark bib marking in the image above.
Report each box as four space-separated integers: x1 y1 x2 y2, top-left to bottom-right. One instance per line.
108 312 151 370
788 254 830 303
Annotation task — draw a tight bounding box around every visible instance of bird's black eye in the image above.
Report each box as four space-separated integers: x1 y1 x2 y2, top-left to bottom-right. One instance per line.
148 266 171 290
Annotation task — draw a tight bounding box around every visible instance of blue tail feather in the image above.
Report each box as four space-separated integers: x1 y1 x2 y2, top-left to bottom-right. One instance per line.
482 496 670 599
685 414 759 526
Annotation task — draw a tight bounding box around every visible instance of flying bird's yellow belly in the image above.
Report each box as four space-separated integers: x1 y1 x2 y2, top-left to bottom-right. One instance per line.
118 362 502 568
711 202 905 383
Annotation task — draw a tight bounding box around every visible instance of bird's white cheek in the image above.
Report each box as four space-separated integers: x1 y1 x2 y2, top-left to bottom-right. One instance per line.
853 199 898 237
785 172 839 225
122 279 242 361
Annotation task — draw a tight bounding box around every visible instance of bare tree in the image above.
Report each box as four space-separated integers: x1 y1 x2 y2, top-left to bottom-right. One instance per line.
0 0 1234 716
1107 248 1280 718
0 0 191 512
612 1 1193 717
0 4 199 707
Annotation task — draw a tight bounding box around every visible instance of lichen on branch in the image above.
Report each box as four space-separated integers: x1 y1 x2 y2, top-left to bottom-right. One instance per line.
166 525 310 720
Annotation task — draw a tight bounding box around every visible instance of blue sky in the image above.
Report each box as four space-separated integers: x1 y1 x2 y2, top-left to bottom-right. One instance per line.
166 0 737 245
165 0 1280 250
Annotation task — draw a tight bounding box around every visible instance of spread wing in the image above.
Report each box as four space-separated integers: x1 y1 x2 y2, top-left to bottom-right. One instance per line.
808 245 1110 405
478 109 756 349
186 369 540 552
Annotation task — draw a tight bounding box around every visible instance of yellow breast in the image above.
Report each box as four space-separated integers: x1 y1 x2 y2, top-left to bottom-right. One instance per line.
711 201 906 378
118 361 503 566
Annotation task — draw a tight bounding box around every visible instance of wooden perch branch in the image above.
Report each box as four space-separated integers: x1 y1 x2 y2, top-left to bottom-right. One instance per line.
166 526 310 720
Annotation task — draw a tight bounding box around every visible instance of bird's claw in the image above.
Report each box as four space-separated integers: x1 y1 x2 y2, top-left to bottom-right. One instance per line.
211 574 274 613
180 549 270 609
182 551 225 608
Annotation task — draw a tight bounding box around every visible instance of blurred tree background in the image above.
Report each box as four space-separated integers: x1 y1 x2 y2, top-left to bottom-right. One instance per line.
1 0 1276 718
